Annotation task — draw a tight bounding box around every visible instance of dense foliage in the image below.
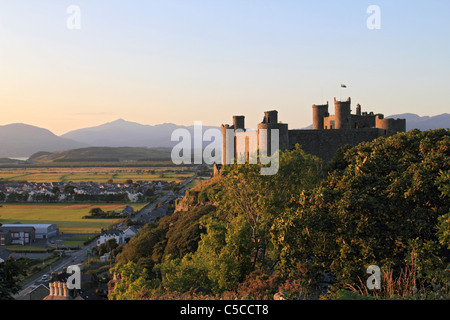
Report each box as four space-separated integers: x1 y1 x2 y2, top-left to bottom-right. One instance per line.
0 259 26 300
109 129 449 300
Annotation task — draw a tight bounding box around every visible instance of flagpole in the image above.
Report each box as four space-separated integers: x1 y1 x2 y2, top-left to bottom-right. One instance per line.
339 84 347 101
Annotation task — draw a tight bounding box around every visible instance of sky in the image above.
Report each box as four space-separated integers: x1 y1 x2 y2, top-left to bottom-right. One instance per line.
0 0 449 135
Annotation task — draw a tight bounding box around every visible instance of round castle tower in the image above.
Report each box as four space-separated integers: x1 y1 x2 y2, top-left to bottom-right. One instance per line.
334 97 351 129
257 110 289 152
312 102 329 130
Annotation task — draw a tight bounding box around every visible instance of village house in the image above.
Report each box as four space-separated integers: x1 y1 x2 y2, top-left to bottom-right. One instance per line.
97 226 139 246
97 228 124 246
0 180 162 203
122 226 138 242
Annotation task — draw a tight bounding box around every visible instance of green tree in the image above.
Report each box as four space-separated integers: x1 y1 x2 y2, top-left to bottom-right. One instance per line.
436 170 450 249
217 145 322 273
89 207 104 216
279 129 450 290
153 145 323 294
0 259 25 300
63 184 76 194
108 261 155 300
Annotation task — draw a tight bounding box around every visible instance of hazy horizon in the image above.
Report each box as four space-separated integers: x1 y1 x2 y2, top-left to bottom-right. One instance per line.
1 1 449 135
1 111 449 138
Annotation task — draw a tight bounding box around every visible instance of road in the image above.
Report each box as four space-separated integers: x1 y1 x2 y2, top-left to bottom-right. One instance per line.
13 240 96 300
132 170 197 223
13 171 198 300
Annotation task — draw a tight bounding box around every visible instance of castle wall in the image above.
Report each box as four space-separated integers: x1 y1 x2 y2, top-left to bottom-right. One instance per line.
288 128 386 162
350 114 377 129
257 123 289 153
323 115 335 129
376 115 406 133
219 97 406 173
236 131 258 163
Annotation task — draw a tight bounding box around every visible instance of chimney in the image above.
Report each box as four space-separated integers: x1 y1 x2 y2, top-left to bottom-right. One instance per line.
63 283 69 298
49 282 54 296
55 281 61 296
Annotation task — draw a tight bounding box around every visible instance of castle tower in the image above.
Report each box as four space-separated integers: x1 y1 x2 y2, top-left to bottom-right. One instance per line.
221 116 245 166
263 111 278 124
334 97 351 129
221 124 230 165
375 114 406 133
356 104 361 116
312 102 329 130
257 110 289 153
233 116 245 131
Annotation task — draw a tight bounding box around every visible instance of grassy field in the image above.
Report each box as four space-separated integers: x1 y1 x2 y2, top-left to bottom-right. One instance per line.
184 177 208 189
0 203 147 234
0 166 194 183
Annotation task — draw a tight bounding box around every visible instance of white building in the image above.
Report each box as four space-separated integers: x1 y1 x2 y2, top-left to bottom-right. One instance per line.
97 226 139 246
1 223 58 239
97 229 124 246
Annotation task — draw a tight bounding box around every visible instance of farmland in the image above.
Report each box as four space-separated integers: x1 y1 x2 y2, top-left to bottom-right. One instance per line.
0 203 147 233
0 166 195 184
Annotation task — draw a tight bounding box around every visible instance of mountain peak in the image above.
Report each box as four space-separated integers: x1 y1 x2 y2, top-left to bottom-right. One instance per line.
0 123 88 158
110 118 128 123
106 118 137 125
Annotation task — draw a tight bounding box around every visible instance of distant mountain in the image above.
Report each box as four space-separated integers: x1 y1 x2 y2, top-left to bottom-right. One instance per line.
29 146 172 163
386 113 450 131
0 123 88 158
61 119 220 148
2 114 446 159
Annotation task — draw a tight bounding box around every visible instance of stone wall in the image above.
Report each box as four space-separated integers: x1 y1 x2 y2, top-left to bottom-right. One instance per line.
288 128 387 163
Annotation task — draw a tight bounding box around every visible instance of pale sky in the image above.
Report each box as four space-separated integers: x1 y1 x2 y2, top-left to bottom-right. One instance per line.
0 0 449 135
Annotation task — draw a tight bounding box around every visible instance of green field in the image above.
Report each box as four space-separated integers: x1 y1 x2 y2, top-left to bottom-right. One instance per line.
0 203 147 234
0 167 194 183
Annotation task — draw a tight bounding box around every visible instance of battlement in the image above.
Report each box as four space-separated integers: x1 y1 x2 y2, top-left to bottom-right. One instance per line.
217 96 406 172
313 97 406 132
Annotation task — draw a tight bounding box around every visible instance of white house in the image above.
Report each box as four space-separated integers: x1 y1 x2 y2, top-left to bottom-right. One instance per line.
97 229 124 246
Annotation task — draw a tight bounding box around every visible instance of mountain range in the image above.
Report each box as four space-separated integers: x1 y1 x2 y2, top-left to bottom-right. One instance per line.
0 123 88 158
0 119 219 158
0 113 448 158
386 113 450 131
60 119 218 149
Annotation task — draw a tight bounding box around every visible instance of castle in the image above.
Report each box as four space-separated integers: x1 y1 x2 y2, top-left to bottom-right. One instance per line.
217 97 406 171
